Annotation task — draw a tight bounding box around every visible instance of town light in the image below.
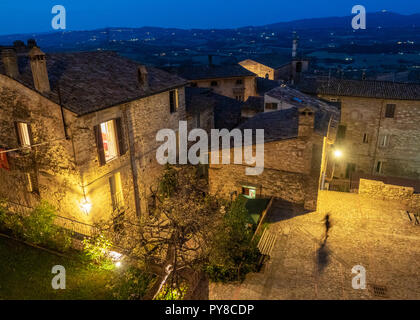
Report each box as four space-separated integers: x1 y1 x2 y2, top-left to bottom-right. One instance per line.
333 150 343 158
79 198 92 215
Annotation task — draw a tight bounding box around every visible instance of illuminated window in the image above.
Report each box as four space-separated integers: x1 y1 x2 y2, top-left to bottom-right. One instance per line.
242 186 257 199
16 122 31 147
100 120 118 162
265 103 278 110
170 89 179 113
109 172 124 211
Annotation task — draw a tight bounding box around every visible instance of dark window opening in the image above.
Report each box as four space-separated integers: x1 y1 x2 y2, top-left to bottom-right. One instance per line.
385 104 396 118
296 61 303 73
210 81 219 87
236 79 243 85
169 89 179 113
363 133 369 144
336 125 347 141
375 161 383 174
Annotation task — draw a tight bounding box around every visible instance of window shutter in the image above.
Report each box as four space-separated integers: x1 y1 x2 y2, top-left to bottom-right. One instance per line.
115 118 127 156
27 124 34 146
14 122 22 146
94 125 106 166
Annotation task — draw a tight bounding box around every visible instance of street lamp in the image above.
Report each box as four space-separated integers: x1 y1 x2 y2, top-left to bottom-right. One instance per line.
320 144 343 190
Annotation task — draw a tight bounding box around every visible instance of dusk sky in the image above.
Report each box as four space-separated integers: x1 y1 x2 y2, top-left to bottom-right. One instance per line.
0 0 419 35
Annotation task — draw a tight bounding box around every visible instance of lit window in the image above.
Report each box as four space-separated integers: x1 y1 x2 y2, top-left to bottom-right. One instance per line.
110 172 124 211
265 103 278 110
242 186 257 199
16 122 31 147
101 120 118 162
170 89 179 113
379 135 389 148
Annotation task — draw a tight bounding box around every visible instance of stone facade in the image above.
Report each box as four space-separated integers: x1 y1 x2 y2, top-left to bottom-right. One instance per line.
358 179 420 209
208 126 324 210
319 94 420 180
192 76 256 102
0 73 186 229
239 60 277 80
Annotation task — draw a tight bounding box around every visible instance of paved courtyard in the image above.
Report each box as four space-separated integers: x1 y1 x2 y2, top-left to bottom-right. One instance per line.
210 193 420 300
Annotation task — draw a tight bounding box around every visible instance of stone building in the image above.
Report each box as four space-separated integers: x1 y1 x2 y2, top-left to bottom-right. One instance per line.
0 44 187 232
165 58 257 102
299 78 420 180
208 92 339 210
239 38 309 83
185 87 243 134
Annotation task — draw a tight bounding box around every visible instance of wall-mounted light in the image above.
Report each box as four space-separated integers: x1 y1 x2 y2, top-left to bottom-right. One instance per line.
79 198 92 215
333 150 343 158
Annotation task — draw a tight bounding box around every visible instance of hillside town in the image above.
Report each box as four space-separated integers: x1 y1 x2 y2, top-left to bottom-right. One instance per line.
1 32 420 300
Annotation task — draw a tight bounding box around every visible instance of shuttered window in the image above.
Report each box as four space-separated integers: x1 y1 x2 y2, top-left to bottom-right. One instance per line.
15 122 33 148
94 118 126 166
385 104 396 118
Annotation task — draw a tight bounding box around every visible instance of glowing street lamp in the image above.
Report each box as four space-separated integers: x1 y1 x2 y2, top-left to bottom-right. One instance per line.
79 198 92 215
333 149 343 158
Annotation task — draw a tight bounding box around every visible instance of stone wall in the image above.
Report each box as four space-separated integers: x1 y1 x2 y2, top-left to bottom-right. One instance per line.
319 94 420 179
359 179 420 209
239 60 275 80
208 135 323 210
194 76 256 101
0 74 186 228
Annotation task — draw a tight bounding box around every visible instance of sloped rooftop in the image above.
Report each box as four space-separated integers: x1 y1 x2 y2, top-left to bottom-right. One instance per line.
164 64 256 81
298 77 420 101
0 50 188 116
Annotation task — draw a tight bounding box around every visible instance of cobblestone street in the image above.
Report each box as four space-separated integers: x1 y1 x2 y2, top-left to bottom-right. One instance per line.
210 194 420 300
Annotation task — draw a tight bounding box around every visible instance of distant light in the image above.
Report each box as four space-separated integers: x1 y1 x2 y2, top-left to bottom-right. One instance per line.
334 150 343 158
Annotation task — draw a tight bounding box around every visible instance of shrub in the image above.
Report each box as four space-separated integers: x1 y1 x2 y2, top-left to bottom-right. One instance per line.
82 233 114 269
205 197 260 283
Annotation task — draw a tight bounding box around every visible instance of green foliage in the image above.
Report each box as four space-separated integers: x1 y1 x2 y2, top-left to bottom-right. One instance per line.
154 283 188 300
107 266 156 300
158 164 178 198
0 201 72 252
82 233 114 269
205 197 260 283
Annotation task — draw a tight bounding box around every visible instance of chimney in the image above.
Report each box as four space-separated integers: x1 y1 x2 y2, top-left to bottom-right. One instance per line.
28 46 50 93
137 65 149 91
298 107 315 137
27 39 37 49
1 48 19 78
208 55 213 66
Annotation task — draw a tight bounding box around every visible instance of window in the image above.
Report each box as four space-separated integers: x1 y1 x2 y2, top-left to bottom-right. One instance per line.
101 120 118 162
210 81 219 87
235 95 244 102
385 104 396 118
236 79 243 85
345 163 356 179
265 73 269 79
379 134 390 148
363 133 369 144
109 172 124 211
190 82 197 87
169 89 179 113
242 186 257 199
296 61 303 73
375 161 383 174
15 122 32 147
265 103 278 110
336 125 347 141
94 118 126 166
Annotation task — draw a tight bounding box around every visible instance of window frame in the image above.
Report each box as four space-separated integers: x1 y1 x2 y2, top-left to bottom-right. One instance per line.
94 117 126 166
15 121 32 148
265 102 278 111
242 186 257 199
169 89 179 113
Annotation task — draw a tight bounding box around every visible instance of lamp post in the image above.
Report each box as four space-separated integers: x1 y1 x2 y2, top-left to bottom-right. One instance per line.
320 143 343 190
